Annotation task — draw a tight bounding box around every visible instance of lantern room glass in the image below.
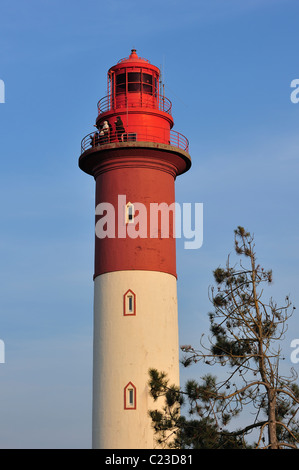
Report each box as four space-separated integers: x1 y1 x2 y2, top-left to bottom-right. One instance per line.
115 70 157 95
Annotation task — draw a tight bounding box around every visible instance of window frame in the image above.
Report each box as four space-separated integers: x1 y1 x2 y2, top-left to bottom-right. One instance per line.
124 382 137 410
125 202 135 224
123 289 136 316
114 69 158 96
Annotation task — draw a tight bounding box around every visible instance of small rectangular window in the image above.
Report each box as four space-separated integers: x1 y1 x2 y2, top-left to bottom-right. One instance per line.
126 203 134 224
128 72 141 92
142 73 153 94
124 382 136 409
143 73 153 85
124 290 136 316
116 73 126 93
116 73 126 85
128 72 141 83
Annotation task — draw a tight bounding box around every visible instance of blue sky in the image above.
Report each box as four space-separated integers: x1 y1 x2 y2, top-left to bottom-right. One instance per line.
0 0 299 448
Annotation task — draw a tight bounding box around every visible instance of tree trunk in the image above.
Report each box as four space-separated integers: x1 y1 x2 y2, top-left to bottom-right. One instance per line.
268 392 278 449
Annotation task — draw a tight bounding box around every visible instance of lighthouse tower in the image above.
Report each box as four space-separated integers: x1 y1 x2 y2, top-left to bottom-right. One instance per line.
79 49 191 449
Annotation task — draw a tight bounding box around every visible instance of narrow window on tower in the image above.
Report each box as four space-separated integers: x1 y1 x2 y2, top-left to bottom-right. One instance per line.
124 382 136 409
129 388 134 405
126 202 135 224
123 289 136 316
128 295 133 312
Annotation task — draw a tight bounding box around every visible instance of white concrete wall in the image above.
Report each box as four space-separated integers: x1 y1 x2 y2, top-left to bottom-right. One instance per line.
92 270 180 449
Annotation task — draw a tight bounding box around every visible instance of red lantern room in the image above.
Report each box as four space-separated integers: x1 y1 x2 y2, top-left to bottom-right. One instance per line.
80 49 190 152
95 48 173 146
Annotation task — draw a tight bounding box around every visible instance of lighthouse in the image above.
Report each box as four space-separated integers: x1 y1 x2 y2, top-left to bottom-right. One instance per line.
79 49 191 449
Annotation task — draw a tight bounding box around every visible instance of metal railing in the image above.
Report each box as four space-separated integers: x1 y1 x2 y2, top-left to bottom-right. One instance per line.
81 126 189 154
97 93 172 115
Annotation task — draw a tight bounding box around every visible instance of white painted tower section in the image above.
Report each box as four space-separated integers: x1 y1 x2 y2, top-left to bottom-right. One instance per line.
92 270 180 449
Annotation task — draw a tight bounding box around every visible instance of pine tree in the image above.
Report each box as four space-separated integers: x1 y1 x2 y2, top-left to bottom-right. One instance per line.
149 227 299 449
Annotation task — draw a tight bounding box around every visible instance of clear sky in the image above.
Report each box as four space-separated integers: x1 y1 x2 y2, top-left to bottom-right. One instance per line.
0 0 299 448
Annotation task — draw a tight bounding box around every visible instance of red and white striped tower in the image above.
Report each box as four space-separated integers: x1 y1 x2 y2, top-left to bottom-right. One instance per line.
79 49 191 449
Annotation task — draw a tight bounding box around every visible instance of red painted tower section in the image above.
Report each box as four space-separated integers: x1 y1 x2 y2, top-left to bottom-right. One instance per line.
79 49 191 279
79 50 191 449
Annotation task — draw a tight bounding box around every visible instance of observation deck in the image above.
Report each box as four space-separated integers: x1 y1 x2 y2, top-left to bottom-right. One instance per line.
80 125 189 154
